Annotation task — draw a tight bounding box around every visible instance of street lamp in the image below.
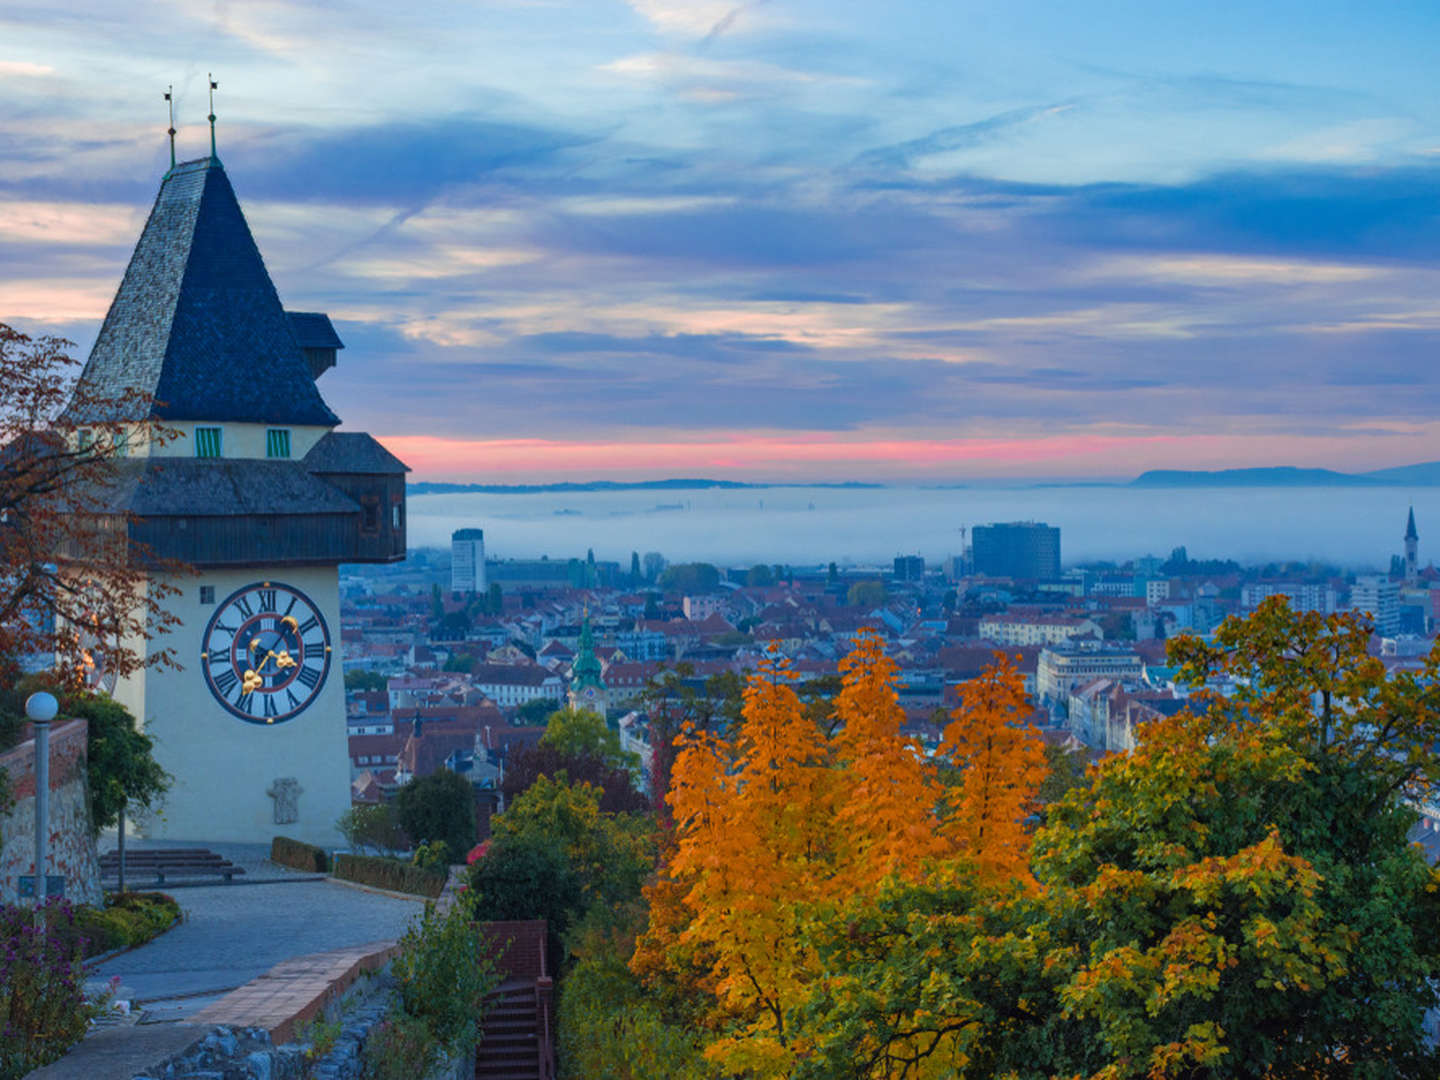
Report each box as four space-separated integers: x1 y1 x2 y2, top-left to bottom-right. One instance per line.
25 692 58 907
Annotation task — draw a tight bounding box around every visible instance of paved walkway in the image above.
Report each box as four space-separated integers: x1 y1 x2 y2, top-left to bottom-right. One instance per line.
86 845 424 1016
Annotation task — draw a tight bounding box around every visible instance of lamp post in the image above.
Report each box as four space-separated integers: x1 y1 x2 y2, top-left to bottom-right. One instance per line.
25 691 58 908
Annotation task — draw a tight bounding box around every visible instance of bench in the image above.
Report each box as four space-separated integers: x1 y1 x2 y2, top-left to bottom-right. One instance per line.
100 849 247 885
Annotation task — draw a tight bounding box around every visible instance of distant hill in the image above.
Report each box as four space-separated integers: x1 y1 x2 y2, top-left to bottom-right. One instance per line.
408 478 884 495
1131 467 1372 487
1132 461 1440 487
1360 461 1440 484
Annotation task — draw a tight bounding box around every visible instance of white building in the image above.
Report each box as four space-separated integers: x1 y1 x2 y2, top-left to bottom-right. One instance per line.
452 528 487 594
1351 576 1401 636
978 614 1102 647
1241 582 1338 614
1037 643 1145 704
683 594 724 621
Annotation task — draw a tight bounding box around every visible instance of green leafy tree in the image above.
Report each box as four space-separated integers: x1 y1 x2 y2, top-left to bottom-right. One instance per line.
746 565 774 588
467 776 655 960
846 580 886 608
64 692 169 833
516 696 556 725
336 802 408 856
344 669 387 692
442 652 475 674
466 837 583 930
541 706 639 777
492 774 655 914
660 563 721 594
393 769 475 864
1034 739 1089 813
560 914 714 1080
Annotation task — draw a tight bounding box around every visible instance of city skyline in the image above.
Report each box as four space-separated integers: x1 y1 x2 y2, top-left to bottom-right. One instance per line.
4 1 1440 481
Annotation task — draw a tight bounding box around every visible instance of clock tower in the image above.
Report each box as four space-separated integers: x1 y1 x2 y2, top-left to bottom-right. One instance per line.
64 154 408 846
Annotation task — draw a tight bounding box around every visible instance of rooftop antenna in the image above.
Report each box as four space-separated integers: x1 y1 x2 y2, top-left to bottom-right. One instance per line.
163 84 176 170
207 74 218 158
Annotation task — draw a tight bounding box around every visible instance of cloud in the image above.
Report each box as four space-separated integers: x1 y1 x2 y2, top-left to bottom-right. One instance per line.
0 61 54 77
854 103 1076 171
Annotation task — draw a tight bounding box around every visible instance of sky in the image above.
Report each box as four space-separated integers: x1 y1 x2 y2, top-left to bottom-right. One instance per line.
3 0 1440 483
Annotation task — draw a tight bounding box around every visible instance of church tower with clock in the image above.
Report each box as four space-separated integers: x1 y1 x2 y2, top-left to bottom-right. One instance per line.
65 152 408 845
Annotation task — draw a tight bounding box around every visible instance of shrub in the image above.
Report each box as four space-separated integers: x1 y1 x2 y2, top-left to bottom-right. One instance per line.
394 770 476 861
0 900 106 1079
410 840 450 871
364 1011 436 1080
392 903 501 1055
271 835 329 873
363 904 501 1079
336 802 408 857
332 853 446 898
558 934 710 1080
68 892 181 956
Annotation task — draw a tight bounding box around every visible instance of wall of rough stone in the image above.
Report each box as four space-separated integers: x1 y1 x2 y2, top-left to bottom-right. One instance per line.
0 719 103 906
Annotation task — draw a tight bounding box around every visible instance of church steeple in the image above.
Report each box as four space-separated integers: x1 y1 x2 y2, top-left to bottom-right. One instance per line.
568 612 608 716
572 614 605 691
1405 506 1419 584
66 158 338 428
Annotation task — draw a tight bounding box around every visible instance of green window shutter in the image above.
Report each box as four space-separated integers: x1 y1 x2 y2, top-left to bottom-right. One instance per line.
194 427 222 458
266 428 291 458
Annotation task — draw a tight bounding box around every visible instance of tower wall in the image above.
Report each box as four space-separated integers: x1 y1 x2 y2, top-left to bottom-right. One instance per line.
119 566 352 846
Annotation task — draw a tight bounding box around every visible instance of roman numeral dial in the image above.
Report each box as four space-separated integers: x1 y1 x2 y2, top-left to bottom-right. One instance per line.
201 581 332 725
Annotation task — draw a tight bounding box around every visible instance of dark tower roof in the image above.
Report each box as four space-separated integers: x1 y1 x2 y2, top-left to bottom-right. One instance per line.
67 157 339 427
1407 506 1419 541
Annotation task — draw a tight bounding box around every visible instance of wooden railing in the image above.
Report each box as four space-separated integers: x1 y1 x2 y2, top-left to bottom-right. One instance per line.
536 976 555 1080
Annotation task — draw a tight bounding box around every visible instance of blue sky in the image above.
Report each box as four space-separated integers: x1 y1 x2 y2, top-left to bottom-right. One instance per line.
4 0 1440 480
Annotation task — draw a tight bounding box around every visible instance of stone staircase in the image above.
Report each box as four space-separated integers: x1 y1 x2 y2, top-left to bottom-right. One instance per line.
476 979 546 1080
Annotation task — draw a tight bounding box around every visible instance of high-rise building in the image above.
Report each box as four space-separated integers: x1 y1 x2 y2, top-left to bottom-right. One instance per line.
971 522 1061 580
893 554 925 581
1351 575 1400 636
451 528 487 594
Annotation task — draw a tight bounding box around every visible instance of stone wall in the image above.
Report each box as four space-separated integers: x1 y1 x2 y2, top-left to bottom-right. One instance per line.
0 719 103 906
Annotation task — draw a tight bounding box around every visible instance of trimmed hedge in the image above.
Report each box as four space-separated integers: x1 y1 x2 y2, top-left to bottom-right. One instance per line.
271 835 330 873
333 853 446 898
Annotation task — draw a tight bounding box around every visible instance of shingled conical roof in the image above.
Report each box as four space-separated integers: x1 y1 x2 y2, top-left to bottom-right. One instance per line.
68 157 339 426
1407 506 1419 541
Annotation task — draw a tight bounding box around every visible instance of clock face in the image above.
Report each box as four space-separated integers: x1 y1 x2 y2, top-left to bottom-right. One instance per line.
201 581 331 725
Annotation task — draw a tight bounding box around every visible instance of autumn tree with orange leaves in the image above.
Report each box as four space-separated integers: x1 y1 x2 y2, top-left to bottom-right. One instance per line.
939 650 1048 883
638 631 1050 1078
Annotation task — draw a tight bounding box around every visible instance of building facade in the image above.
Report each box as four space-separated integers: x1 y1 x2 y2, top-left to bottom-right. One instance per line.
64 155 408 846
1036 643 1145 704
970 522 1061 580
1351 575 1401 637
451 528 487 594
977 614 1102 647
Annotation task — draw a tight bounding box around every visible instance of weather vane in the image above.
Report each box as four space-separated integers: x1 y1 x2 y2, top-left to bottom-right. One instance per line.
163 84 176 169
208 74 219 158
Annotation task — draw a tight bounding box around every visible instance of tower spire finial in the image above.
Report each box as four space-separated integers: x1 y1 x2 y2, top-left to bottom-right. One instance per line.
208 74 218 158
163 84 176 169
